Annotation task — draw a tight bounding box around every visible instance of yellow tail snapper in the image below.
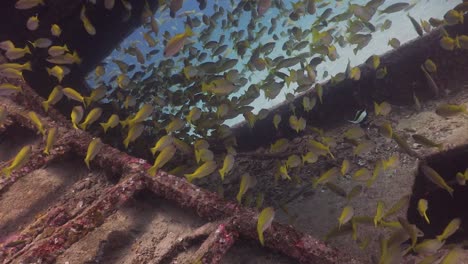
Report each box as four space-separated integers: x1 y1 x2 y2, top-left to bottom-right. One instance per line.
0 83 23 96
184 160 217 183
43 127 57 155
412 134 443 150
338 205 354 228
313 167 340 188
51 24 62 37
435 104 467 117
5 46 31 60
15 0 45 9
26 15 39 31
257 207 275 246
123 123 144 149
46 65 69 83
84 85 107 106
84 138 103 169
79 107 102 131
42 85 63 112
418 198 430 224
27 111 45 136
421 164 454 196
99 114 119 133
121 104 154 128
151 135 174 155
164 26 193 57
62 87 85 105
436 218 461 242
71 106 84 129
2 145 32 177
237 173 256 203
80 5 96 35
148 145 176 176
219 154 234 181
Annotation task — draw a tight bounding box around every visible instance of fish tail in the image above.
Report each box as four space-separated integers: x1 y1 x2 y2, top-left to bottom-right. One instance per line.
72 122 79 129
2 167 11 178
184 25 193 37
328 150 335 160
28 40 36 48
148 166 157 176
43 148 50 155
24 61 32 71
259 232 265 246
150 146 157 156
79 122 87 130
184 173 194 183
218 169 225 181
436 235 443 242
312 178 318 189
120 120 128 128
123 138 130 149
100 122 108 133
46 67 51 76
42 101 49 112
84 158 90 169
84 96 92 107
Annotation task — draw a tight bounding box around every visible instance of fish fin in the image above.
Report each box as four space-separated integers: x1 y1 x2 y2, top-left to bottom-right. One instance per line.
148 166 157 176
100 122 108 133
42 101 49 112
2 167 11 177
84 158 90 169
84 96 92 107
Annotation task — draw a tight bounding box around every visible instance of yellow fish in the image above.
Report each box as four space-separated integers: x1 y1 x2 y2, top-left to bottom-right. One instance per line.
165 118 185 133
51 24 62 37
15 0 45 9
99 114 119 133
80 5 96 35
84 85 107 106
257 207 275 246
418 198 430 224
435 104 467 117
121 104 153 128
186 107 201 123
440 247 462 264
150 135 174 155
339 159 350 175
71 106 84 129
374 101 392 116
184 160 217 183
84 138 103 169
302 151 318 165
48 45 69 57
201 79 236 96
374 201 385 227
2 145 31 177
148 145 176 176
338 205 354 228
164 25 193 57
270 138 288 153
436 218 461 242
43 127 57 155
26 14 38 29
0 62 32 71
344 126 365 140
5 46 31 60
236 173 256 203
79 107 102 131
27 111 45 136
309 139 335 159
219 154 234 181
273 114 281 130
313 167 340 188
289 115 306 133
414 239 444 254
421 164 454 196
62 87 85 105
42 85 63 112
123 123 144 149
0 83 23 96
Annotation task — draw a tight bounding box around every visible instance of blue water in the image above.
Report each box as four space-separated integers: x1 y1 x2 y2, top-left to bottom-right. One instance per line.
87 0 459 126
